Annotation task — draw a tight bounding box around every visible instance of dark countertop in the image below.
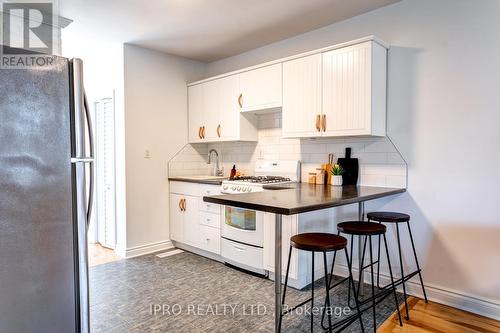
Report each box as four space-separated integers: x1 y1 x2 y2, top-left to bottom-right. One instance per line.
203 183 406 215
168 176 226 185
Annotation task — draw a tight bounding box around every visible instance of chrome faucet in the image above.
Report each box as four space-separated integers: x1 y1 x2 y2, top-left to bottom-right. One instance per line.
207 149 224 176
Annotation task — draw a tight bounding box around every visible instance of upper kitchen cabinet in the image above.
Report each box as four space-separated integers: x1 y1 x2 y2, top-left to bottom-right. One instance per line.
322 41 387 136
238 64 282 113
188 76 258 143
282 54 322 138
282 38 387 138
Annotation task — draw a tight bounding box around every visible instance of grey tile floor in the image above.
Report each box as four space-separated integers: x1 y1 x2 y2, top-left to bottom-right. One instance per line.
90 251 403 332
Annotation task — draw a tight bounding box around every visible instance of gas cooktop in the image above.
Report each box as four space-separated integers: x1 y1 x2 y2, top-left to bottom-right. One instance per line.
227 176 292 184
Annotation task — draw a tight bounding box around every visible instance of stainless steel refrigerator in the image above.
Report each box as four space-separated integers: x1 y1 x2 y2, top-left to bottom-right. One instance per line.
0 56 93 333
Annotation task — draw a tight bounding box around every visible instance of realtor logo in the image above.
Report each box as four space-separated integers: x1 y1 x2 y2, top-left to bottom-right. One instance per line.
1 0 55 68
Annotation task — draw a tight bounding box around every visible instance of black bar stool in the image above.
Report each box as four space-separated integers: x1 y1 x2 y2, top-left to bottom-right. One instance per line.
337 222 402 332
367 211 428 320
279 233 364 333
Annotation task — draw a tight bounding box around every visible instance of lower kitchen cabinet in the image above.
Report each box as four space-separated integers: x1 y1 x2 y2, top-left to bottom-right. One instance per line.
199 225 221 254
169 181 221 255
169 193 199 247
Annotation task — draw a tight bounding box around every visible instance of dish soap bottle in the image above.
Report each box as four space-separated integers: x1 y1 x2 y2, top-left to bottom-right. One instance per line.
230 165 237 179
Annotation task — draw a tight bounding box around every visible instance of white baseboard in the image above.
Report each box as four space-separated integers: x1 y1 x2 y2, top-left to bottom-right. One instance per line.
124 240 173 258
332 264 500 321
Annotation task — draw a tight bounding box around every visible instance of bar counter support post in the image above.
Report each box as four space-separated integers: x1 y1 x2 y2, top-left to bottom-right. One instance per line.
358 202 365 296
275 214 283 332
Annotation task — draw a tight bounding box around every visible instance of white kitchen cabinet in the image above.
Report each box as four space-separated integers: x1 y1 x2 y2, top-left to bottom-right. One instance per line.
169 194 185 242
263 214 299 280
188 84 205 143
216 75 240 140
182 195 199 246
188 76 257 143
169 193 199 247
239 64 282 112
282 54 323 138
170 181 221 255
322 41 386 136
199 225 221 254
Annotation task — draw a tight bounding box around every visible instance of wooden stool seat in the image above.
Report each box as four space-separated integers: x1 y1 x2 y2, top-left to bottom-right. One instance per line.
290 233 347 252
367 211 410 223
337 221 386 235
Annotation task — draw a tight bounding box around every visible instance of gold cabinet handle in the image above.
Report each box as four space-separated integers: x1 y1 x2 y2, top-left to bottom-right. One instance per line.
316 115 321 132
201 126 205 139
182 199 186 211
238 93 243 108
322 114 326 132
179 198 183 211
198 126 202 139
217 124 221 138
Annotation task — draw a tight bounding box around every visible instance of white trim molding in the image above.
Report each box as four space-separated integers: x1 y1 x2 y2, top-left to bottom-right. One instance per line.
124 240 174 258
332 264 500 321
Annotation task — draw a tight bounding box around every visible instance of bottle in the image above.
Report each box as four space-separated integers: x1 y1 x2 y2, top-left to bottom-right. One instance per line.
230 165 237 179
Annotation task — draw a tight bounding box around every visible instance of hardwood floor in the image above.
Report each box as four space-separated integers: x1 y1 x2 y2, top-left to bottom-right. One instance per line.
379 296 500 333
88 243 122 267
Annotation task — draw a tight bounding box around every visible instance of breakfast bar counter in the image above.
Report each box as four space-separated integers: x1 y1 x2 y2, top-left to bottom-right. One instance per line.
203 184 405 215
204 184 405 332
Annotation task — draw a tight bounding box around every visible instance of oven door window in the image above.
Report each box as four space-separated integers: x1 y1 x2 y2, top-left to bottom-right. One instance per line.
225 207 256 231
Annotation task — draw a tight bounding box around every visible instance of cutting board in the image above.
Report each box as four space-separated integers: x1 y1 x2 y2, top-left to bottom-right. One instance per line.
337 147 359 186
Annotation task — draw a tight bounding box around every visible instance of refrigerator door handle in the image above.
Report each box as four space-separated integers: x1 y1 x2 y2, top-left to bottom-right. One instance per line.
70 58 90 333
83 94 94 227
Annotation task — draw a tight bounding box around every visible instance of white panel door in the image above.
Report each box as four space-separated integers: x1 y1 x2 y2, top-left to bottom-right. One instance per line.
95 98 116 249
282 54 322 138
239 64 282 112
169 194 184 242
322 42 372 136
216 75 240 141
183 195 200 247
188 84 204 143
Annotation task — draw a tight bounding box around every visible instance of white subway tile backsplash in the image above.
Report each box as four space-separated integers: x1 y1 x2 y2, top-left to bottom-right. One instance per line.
168 113 407 188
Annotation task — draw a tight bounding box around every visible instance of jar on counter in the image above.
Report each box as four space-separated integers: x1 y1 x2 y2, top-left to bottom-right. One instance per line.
308 172 316 184
315 168 325 185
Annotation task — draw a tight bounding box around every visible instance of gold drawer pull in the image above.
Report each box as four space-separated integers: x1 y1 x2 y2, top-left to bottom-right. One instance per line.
217 124 221 138
238 94 243 108
322 114 326 132
316 115 321 131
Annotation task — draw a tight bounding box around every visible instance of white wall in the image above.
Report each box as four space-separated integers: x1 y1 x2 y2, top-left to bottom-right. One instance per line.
123 44 206 255
204 0 500 318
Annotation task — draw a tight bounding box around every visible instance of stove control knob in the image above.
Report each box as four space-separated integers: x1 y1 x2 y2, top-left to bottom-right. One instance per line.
231 186 236 191
223 185 228 190
247 187 252 192
237 186 242 191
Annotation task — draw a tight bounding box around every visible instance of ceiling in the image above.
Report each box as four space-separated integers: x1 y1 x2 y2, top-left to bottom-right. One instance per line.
60 0 400 62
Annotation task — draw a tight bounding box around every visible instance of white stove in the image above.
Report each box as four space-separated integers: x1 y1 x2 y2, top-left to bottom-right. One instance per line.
220 160 300 275
221 160 300 194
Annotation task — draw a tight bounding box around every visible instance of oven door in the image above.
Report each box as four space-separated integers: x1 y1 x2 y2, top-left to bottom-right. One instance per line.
221 206 263 247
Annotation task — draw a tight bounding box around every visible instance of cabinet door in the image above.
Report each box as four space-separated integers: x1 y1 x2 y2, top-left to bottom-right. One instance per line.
239 64 282 112
182 195 199 247
282 54 322 138
322 42 372 136
169 194 184 242
188 84 204 143
217 75 240 141
263 213 298 279
203 80 220 141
